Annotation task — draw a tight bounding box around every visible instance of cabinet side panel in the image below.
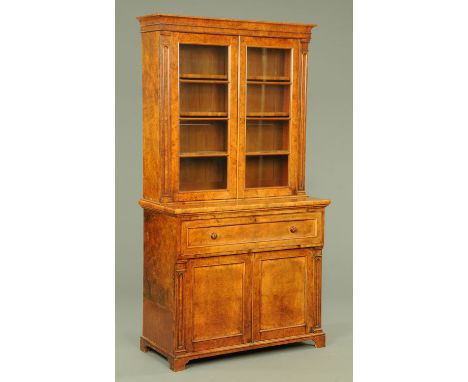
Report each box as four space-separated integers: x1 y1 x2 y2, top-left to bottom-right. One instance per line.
141 31 161 201
142 210 178 354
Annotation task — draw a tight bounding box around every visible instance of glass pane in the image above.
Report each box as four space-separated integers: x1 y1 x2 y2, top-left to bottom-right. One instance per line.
178 44 230 192
245 156 288 188
180 121 227 154
180 83 227 117
180 45 228 79
247 48 291 81
180 157 227 191
246 120 289 152
245 46 292 189
247 84 290 117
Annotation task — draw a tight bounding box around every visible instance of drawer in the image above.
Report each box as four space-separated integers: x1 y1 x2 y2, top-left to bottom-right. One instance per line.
181 212 323 255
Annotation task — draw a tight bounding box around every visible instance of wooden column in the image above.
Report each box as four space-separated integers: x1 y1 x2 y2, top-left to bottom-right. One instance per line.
159 32 173 202
298 39 310 194
312 248 323 332
175 261 187 353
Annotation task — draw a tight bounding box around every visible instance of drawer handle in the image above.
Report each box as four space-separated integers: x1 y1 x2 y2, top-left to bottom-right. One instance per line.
289 226 298 233
210 232 218 240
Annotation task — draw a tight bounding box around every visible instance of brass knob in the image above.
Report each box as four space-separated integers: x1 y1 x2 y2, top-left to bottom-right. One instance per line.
289 226 298 233
210 232 218 240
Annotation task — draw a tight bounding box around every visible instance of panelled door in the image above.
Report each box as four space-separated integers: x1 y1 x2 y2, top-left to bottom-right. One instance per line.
171 33 238 201
184 255 252 352
183 249 318 351
252 249 315 341
238 37 301 198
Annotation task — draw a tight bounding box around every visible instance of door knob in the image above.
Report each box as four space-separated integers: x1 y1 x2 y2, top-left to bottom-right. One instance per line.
211 232 218 240
289 226 298 233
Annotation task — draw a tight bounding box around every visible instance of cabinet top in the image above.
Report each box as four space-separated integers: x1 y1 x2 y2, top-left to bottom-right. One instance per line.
140 196 331 215
137 13 316 39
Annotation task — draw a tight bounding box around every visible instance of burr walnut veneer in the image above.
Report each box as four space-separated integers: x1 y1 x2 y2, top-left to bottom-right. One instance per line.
137 13 331 371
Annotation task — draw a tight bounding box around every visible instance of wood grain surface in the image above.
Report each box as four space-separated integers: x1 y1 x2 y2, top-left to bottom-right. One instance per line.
137 14 329 371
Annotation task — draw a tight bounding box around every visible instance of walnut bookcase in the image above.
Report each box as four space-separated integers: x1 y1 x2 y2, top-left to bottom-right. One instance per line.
136 13 331 371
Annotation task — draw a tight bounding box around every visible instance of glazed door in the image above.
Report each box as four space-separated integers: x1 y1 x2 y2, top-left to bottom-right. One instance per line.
253 249 316 341
185 255 252 351
172 33 238 201
238 37 301 198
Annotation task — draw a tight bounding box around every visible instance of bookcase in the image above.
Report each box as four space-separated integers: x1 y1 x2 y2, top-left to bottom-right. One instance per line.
137 13 331 371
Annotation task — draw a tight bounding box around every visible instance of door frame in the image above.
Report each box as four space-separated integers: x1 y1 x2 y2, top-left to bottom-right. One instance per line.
238 36 301 198
171 32 239 201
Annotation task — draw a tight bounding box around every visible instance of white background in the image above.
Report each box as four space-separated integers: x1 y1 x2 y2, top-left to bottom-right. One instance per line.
1 0 467 380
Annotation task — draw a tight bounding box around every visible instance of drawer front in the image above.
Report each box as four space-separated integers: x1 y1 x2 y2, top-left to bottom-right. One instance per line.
181 212 323 255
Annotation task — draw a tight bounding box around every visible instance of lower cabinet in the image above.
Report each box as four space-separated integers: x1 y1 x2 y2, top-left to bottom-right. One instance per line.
183 249 318 351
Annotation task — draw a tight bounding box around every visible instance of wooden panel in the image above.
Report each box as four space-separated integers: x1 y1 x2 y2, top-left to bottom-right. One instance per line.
253 249 313 341
141 31 161 201
142 211 179 353
142 299 173 354
245 155 289 188
180 83 227 116
179 157 227 191
260 257 305 328
247 47 291 80
193 264 243 339
180 120 227 154
179 44 227 77
185 255 252 351
246 120 289 152
247 84 290 115
181 212 322 255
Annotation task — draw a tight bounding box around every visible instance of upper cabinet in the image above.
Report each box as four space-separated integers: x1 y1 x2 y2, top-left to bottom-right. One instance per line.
138 14 315 203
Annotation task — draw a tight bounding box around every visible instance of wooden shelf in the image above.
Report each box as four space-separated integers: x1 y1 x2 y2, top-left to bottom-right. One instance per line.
180 151 228 158
180 79 229 84
180 74 228 80
246 150 289 156
180 112 228 117
246 112 289 117
246 117 290 121
247 76 290 82
180 117 229 121
247 81 291 85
